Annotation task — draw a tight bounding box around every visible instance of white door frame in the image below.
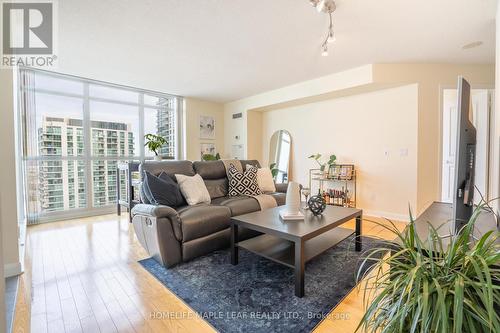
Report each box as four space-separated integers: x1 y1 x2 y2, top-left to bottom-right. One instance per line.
438 84 495 203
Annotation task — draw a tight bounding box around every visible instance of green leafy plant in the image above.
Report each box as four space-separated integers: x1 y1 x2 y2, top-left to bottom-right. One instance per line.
269 162 279 178
308 153 337 171
356 203 500 333
144 134 167 156
201 153 221 161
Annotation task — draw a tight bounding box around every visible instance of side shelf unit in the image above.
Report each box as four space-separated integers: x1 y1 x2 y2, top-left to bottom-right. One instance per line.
308 166 357 208
116 161 141 222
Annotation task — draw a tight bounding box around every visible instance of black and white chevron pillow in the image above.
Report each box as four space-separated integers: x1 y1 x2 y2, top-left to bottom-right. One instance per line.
228 164 261 196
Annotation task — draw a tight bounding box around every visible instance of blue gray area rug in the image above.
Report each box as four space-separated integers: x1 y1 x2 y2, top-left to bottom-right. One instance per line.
139 235 380 333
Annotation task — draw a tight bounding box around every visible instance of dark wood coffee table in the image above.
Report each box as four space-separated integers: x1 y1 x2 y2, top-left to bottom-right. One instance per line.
230 205 363 297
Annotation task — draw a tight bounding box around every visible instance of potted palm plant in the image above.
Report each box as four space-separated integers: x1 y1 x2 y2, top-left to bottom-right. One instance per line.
356 203 500 332
144 134 167 161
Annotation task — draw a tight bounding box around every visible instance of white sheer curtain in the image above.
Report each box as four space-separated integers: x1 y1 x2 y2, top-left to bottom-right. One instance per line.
18 69 40 225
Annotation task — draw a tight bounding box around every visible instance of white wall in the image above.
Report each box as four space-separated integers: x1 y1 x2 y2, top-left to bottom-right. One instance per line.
261 84 419 220
0 69 21 277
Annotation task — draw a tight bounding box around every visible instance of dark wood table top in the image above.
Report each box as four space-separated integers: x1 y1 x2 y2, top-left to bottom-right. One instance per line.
231 205 362 241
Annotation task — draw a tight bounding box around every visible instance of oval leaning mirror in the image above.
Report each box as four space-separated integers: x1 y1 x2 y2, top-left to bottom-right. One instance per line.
269 130 291 183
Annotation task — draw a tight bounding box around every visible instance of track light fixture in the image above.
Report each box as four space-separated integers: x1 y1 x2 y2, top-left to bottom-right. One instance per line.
309 0 337 56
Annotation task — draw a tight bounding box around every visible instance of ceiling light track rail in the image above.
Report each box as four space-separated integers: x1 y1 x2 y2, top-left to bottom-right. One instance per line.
309 0 337 56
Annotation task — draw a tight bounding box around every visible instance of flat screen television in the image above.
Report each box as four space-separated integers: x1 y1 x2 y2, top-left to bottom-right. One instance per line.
452 76 476 233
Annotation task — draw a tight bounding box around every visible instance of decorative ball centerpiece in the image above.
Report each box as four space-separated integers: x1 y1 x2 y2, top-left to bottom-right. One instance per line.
308 191 326 216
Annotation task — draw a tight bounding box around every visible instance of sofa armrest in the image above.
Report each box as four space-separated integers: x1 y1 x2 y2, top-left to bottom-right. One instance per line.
131 204 183 267
275 183 288 193
132 203 183 241
132 203 178 219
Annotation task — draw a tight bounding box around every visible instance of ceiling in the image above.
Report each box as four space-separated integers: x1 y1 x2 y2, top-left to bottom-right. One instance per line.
57 0 497 102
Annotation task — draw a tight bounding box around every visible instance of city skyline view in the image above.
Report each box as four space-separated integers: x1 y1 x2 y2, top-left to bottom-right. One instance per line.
34 92 177 214
38 116 135 212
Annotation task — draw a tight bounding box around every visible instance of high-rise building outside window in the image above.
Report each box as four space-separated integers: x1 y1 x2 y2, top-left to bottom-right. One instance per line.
18 68 183 223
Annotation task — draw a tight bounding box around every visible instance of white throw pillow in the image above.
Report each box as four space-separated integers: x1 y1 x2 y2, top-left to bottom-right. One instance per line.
175 174 211 205
249 165 276 193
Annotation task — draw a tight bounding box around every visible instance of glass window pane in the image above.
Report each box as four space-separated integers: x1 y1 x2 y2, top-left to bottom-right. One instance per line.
144 106 176 158
144 94 175 108
35 92 84 157
39 160 86 212
92 160 118 207
34 72 84 95
21 69 182 220
89 84 139 103
89 101 139 157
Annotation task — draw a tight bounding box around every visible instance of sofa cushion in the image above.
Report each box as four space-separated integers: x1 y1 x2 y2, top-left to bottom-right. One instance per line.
140 182 152 204
141 160 195 177
139 183 151 204
193 160 226 179
211 196 261 216
241 160 261 170
268 192 286 206
275 182 288 193
193 160 229 199
203 178 228 199
143 171 185 207
175 174 211 205
227 164 261 196
178 205 231 242
248 165 276 193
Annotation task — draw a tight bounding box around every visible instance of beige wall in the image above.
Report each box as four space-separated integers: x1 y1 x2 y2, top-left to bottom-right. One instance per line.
246 111 263 161
0 69 21 277
226 63 495 218
261 84 419 220
223 65 374 158
372 64 495 213
184 98 225 161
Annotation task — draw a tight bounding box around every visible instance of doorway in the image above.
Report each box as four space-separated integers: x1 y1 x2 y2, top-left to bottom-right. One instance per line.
441 88 493 204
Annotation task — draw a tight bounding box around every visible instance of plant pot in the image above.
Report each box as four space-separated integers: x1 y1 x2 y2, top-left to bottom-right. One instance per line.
154 155 162 161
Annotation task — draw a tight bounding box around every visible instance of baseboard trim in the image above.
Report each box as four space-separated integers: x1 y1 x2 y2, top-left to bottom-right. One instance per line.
4 262 22 278
416 201 435 218
363 210 410 222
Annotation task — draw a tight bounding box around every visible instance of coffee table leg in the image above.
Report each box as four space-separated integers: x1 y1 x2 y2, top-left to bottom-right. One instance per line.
294 239 305 297
355 214 362 252
231 223 239 265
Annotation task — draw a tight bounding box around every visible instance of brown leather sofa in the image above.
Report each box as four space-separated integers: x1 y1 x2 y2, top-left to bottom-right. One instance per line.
131 160 288 267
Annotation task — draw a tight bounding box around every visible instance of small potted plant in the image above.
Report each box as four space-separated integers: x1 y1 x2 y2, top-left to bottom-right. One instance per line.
144 134 167 161
201 152 221 161
308 153 336 178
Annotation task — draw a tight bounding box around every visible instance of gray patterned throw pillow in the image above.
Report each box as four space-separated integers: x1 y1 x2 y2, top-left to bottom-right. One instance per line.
228 163 261 196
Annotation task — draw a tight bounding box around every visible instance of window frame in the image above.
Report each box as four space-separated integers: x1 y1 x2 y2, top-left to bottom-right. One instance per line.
18 67 184 223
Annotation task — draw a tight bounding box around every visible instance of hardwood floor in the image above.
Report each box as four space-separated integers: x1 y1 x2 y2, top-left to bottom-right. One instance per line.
17 213 405 333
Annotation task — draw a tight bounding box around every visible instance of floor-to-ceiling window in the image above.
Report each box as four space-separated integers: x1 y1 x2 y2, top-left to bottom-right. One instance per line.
18 68 183 223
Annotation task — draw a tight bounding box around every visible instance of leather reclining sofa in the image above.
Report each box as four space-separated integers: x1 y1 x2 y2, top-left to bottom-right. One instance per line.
131 160 288 267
